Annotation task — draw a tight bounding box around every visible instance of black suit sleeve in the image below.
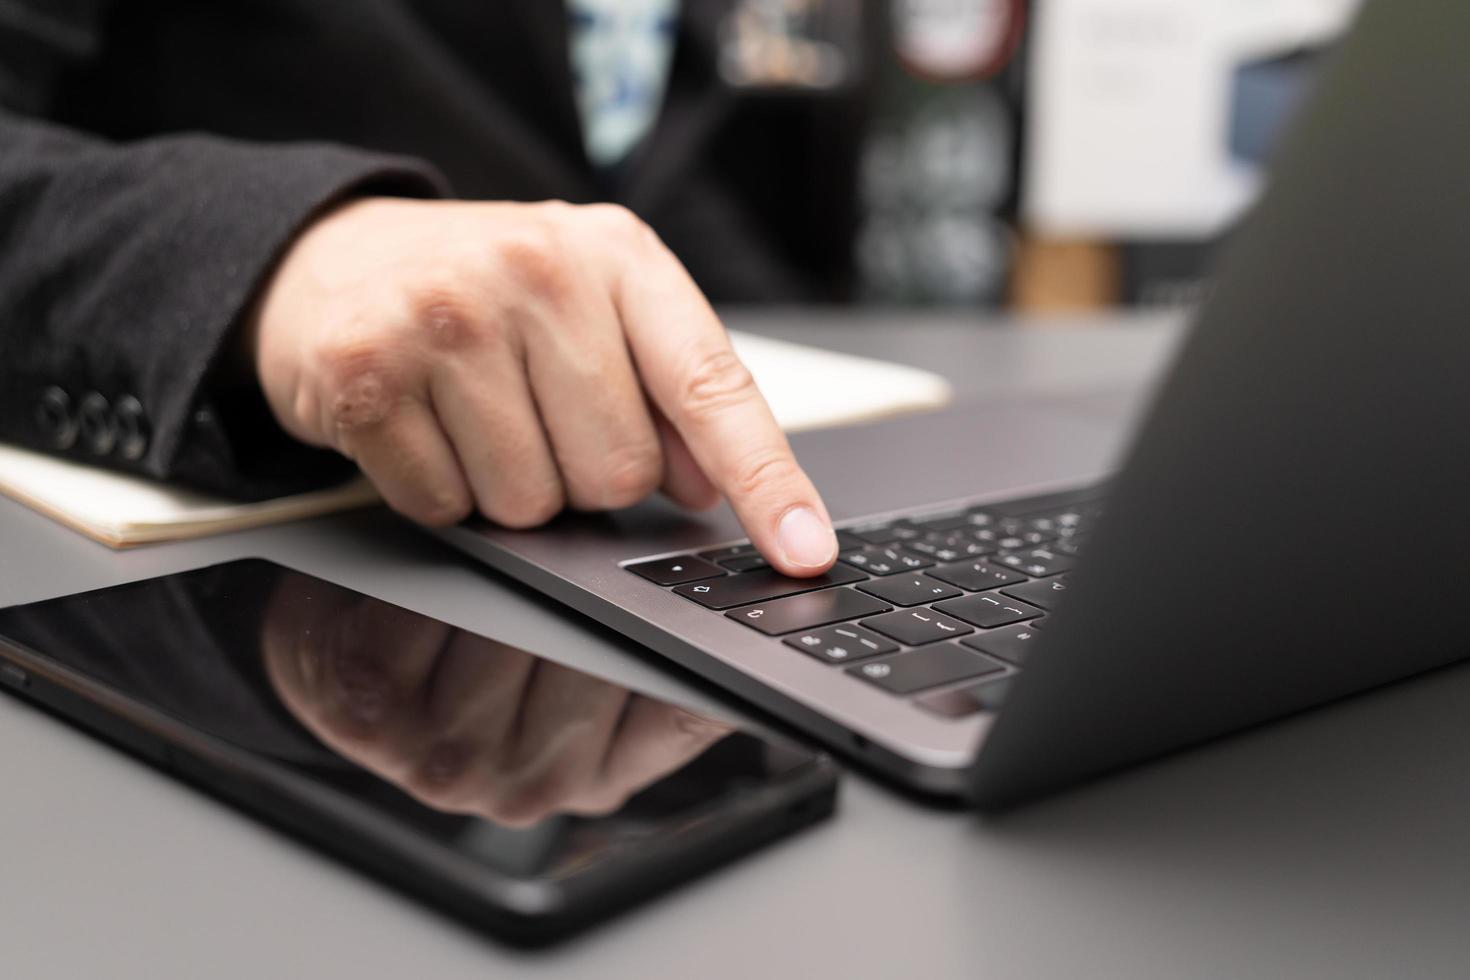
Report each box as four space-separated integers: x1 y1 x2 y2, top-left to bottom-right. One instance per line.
0 2 449 499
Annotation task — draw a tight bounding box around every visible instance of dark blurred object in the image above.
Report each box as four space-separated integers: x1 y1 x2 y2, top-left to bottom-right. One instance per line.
1120 240 1222 310
857 0 1029 305
1229 48 1323 167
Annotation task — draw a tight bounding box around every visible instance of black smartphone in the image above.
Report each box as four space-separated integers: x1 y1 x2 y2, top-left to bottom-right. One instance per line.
0 559 837 944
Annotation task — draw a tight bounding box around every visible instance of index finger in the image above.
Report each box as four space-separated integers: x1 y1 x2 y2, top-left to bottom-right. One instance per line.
611 229 838 576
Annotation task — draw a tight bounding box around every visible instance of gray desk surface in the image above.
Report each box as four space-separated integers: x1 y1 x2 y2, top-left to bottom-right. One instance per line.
4 311 1469 979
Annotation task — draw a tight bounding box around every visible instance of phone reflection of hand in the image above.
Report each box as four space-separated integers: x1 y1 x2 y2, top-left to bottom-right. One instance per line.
261 583 733 828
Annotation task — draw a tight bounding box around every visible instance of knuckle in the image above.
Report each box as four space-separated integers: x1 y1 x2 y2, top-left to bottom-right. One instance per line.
679 347 758 421
730 447 802 501
403 743 474 803
320 655 396 738
316 342 402 431
492 223 571 305
403 285 488 352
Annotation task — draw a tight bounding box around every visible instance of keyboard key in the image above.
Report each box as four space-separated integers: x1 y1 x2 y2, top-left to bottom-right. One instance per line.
861 608 973 645
720 554 769 573
952 538 1000 558
699 544 755 562
726 588 891 636
933 591 1043 629
848 525 899 545
784 624 898 664
674 565 866 610
840 545 932 576
847 523 919 545
969 528 1007 547
626 556 726 586
995 547 1074 577
907 543 974 563
916 676 1014 718
928 560 1027 592
905 511 975 532
994 518 1030 537
848 644 1004 695
857 574 962 607
890 548 934 571
1000 577 1069 610
961 623 1043 665
998 524 1059 546
910 530 994 561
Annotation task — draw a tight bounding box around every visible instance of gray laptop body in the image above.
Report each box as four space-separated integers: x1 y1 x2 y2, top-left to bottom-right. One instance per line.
439 0 1470 806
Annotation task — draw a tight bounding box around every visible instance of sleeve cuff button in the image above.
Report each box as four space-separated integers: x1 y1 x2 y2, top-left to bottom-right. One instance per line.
116 395 150 461
79 392 118 456
35 386 78 450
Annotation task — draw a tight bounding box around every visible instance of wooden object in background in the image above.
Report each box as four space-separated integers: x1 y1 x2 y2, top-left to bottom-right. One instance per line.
1009 234 1122 313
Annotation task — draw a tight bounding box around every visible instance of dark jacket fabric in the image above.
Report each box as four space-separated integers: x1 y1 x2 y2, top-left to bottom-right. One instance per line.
0 0 869 499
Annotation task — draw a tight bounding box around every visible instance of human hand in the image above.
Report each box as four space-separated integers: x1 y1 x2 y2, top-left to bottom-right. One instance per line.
246 198 837 574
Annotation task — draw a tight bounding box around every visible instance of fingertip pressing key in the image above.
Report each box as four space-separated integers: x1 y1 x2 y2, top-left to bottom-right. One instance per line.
776 505 838 572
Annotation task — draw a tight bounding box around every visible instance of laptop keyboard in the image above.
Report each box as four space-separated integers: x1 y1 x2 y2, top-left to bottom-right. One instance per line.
625 487 1102 720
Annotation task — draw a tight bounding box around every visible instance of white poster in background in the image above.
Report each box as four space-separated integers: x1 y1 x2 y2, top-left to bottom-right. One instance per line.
1023 0 1362 238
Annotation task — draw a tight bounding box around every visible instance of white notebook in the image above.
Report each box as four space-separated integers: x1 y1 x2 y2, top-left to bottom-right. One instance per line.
0 330 952 548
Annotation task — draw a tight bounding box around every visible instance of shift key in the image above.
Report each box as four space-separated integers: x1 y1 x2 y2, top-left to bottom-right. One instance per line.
673 565 865 610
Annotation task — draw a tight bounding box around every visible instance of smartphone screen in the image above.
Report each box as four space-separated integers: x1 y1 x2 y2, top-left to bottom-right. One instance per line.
0 559 833 937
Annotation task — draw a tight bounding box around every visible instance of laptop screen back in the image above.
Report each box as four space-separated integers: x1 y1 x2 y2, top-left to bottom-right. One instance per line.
971 0 1470 808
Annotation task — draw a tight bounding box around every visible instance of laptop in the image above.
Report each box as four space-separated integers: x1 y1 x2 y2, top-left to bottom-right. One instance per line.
438 0 1470 807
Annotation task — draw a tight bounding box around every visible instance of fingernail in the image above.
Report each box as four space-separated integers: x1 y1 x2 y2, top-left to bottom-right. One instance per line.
777 506 837 569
